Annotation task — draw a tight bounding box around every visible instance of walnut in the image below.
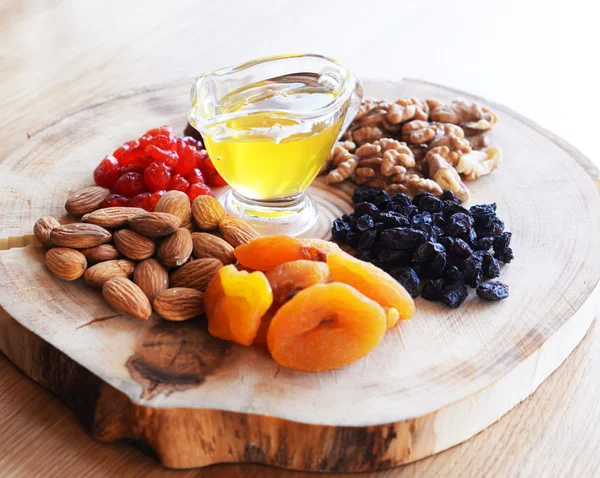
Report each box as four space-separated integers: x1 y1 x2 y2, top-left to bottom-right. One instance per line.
466 134 489 150
351 99 390 131
430 100 498 133
402 120 437 144
385 98 429 125
386 174 443 197
325 145 358 184
320 142 354 175
426 146 470 201
352 126 384 146
356 139 415 177
456 147 502 181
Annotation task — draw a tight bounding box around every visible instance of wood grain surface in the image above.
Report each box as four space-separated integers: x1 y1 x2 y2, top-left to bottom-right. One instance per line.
1 1 599 477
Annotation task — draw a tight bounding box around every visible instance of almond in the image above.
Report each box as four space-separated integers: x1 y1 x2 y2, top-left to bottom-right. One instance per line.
181 213 194 233
191 232 235 264
82 207 147 228
80 244 122 264
33 216 61 248
65 186 110 216
169 258 223 292
192 196 226 230
128 212 181 237
45 247 87 281
154 191 191 222
153 288 204 321
218 216 260 248
102 277 152 320
158 228 193 267
113 229 156 260
83 259 135 288
133 258 169 300
50 223 112 249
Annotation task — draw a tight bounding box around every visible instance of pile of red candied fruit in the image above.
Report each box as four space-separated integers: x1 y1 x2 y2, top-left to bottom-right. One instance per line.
93 126 226 211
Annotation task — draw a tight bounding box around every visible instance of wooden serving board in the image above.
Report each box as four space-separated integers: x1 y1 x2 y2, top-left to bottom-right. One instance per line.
0 79 599 473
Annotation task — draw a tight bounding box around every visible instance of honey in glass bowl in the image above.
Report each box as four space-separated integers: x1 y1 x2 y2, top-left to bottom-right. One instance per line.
189 54 362 236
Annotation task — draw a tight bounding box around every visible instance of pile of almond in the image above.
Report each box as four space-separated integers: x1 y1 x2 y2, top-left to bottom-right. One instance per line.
34 186 260 321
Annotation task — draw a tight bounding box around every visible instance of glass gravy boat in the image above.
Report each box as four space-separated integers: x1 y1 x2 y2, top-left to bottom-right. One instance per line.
189 54 362 236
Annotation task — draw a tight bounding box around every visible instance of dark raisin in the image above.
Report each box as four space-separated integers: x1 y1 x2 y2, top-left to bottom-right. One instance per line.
431 225 445 242
413 222 433 240
346 232 360 249
460 253 484 288
470 203 497 228
439 236 455 250
378 249 411 265
412 241 445 263
442 202 469 219
372 190 391 209
388 266 420 298
474 236 494 251
493 231 512 250
357 230 377 250
411 212 432 227
411 263 427 280
342 213 358 230
478 217 504 237
391 192 413 208
447 213 474 237
355 202 379 217
421 279 444 301
352 187 381 205
379 228 427 250
376 211 410 228
331 218 352 241
356 214 375 232
412 192 435 207
440 281 469 308
482 252 501 278
432 212 447 227
449 238 473 259
476 281 509 301
458 228 478 246
441 190 461 204
444 265 464 283
495 247 514 263
418 195 444 213
354 249 373 262
428 252 447 279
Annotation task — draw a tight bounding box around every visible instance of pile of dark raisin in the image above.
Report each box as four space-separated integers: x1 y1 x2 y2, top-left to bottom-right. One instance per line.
331 187 513 308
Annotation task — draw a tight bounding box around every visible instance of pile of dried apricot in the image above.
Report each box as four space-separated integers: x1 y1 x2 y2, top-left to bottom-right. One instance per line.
204 234 415 372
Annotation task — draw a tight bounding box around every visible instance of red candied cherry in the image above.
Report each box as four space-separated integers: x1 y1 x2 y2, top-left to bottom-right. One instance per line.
114 172 147 198
145 125 174 138
130 192 153 211
119 164 145 176
175 144 199 176
187 168 205 184
167 174 190 193
150 134 177 152
112 140 137 162
189 182 215 201
181 136 199 148
202 158 228 187
93 155 120 188
138 134 154 148
121 144 145 167
144 161 171 192
150 190 166 210
102 193 130 208
145 144 179 168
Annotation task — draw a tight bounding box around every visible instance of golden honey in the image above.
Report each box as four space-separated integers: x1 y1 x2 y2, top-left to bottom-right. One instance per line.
200 75 343 201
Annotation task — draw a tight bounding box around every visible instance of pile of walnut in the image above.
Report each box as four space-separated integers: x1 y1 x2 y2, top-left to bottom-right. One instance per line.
321 98 501 201
33 186 259 322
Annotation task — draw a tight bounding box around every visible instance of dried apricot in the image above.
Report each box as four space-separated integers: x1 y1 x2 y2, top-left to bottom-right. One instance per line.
265 260 331 304
327 251 415 326
204 265 273 346
267 282 387 371
234 235 339 271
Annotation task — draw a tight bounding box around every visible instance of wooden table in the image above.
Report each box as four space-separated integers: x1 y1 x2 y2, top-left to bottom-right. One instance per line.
1 1 598 476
